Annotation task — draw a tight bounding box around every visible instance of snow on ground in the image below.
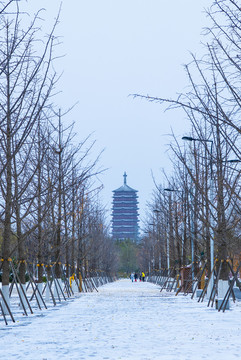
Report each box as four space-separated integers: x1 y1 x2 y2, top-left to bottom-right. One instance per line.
1 279 241 360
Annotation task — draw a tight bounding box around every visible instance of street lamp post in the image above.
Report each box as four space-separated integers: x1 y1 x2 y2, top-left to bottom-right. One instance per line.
153 209 161 270
164 188 175 274
182 136 214 291
148 223 155 274
164 188 184 279
183 135 241 305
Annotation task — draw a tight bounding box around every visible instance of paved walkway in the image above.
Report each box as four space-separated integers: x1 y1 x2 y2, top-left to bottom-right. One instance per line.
1 279 241 359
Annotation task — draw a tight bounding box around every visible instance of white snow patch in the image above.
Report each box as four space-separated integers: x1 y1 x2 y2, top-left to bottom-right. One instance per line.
0 279 241 359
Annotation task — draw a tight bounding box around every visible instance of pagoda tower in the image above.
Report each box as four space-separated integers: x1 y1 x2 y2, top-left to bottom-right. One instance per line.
112 172 139 241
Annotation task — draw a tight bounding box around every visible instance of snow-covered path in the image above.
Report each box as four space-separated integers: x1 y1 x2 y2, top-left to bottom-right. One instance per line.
1 279 241 359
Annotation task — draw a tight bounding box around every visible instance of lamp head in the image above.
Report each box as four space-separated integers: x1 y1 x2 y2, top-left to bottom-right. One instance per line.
227 159 241 163
182 136 194 142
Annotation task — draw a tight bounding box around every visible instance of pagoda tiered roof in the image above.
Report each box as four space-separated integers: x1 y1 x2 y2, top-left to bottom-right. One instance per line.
112 172 139 241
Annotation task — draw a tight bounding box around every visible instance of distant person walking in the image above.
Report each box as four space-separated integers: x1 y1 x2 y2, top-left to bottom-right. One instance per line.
134 273 138 282
130 272 134 282
141 272 145 282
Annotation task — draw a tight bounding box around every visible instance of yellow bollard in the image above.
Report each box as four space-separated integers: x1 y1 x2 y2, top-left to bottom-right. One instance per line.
69 274 75 288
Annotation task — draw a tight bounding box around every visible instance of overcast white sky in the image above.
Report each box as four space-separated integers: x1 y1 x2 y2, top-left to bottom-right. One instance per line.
25 0 210 229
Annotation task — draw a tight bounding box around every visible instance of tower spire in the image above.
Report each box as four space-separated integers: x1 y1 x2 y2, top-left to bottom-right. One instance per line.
123 171 127 185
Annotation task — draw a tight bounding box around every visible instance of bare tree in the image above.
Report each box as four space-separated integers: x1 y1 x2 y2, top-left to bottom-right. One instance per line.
135 0 241 282
0 3 59 309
